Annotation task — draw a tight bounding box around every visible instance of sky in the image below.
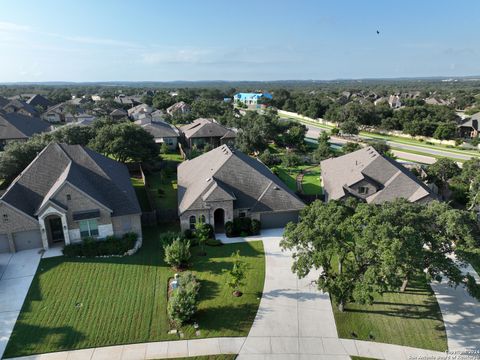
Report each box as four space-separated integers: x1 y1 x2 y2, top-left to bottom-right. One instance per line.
0 0 479 82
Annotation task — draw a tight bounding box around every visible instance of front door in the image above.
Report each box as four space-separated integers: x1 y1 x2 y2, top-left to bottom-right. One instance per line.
49 217 65 243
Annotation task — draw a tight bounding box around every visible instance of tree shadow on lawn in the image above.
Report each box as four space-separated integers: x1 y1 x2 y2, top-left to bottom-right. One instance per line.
198 279 220 301
193 303 261 335
5 323 86 358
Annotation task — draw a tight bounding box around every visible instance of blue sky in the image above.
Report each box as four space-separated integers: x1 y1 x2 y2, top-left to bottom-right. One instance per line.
0 0 479 82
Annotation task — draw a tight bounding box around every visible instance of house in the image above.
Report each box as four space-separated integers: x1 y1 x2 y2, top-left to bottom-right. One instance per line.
0 110 51 150
42 102 91 123
0 142 142 253
177 145 305 232
321 147 435 204
114 94 142 107
458 113 480 138
388 95 402 109
110 108 128 121
166 101 191 116
233 92 272 109
91 94 103 102
128 103 153 120
179 118 236 149
135 119 179 149
26 94 51 108
42 103 70 123
151 109 165 122
3 100 38 117
0 96 9 108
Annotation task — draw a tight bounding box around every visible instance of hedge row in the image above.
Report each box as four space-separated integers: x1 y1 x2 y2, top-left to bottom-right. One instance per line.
63 232 138 257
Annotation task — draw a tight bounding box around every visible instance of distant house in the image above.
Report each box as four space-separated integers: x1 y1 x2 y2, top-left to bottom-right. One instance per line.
42 103 70 123
26 94 51 108
0 110 51 150
388 95 402 109
151 109 165 122
0 96 9 108
135 119 179 149
177 145 305 232
42 102 91 123
458 113 480 138
3 100 37 117
91 95 103 102
425 97 449 106
166 101 191 116
321 147 435 204
179 118 236 149
128 103 153 121
0 142 142 253
114 94 142 107
110 108 128 121
233 92 272 109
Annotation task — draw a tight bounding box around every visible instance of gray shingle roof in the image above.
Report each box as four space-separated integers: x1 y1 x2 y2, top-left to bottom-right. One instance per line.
1 143 141 218
137 120 179 139
180 118 236 140
26 94 51 108
0 110 51 140
3 99 37 116
459 113 480 130
178 145 305 214
321 147 434 203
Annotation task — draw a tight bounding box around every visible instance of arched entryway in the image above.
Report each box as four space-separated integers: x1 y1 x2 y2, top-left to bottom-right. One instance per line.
44 215 65 247
214 208 225 233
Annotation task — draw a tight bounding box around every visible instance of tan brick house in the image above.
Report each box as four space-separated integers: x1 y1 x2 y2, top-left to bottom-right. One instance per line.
177 145 305 232
0 142 142 253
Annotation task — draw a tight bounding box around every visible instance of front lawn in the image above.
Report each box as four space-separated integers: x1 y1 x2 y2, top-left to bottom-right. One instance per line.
4 227 265 357
332 275 447 352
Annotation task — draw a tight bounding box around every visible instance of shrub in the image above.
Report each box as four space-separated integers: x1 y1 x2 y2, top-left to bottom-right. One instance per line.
168 272 200 326
251 219 261 235
233 217 252 234
63 233 137 257
184 229 194 239
330 128 340 136
281 152 301 167
164 238 191 268
259 149 280 166
159 231 183 245
225 221 234 237
168 286 197 325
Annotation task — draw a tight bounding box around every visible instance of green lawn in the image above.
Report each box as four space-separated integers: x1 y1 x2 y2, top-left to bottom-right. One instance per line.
456 248 480 274
146 169 178 210
131 177 151 211
332 275 447 352
301 168 322 195
274 166 299 192
4 227 265 357
161 356 236 360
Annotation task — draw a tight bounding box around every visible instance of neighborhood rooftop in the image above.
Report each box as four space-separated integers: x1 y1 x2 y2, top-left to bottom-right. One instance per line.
321 146 434 204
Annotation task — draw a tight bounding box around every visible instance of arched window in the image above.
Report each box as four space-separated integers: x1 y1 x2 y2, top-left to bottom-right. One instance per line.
199 215 206 223
189 215 196 230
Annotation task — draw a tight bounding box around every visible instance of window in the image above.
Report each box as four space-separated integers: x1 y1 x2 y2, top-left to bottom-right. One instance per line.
358 186 369 195
199 215 206 223
66 194 71 201
79 219 99 238
239 212 246 218
189 216 196 230
2 214 8 223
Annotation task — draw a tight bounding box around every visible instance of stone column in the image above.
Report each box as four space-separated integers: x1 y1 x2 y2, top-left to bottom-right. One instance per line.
39 217 49 250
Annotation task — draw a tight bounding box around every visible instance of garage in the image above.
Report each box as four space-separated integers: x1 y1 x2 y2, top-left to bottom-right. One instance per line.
0 234 10 253
13 230 42 251
260 211 300 229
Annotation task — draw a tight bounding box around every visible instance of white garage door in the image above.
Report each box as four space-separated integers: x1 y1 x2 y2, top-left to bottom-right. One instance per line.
13 230 42 251
260 211 300 229
0 234 10 253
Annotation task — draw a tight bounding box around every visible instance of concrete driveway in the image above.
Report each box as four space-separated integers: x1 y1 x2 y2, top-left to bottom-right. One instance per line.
0 249 42 358
431 261 480 351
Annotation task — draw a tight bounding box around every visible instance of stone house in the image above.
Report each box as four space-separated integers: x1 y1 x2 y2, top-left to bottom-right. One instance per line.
0 142 142 253
179 118 236 149
321 146 435 204
166 101 191 116
458 114 480 139
135 119 179 149
177 145 305 232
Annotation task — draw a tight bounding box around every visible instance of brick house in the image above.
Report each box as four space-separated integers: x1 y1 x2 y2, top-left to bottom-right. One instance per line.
177 145 305 232
0 142 142 253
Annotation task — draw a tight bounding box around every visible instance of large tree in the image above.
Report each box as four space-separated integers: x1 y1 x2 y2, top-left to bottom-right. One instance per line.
281 199 479 311
89 122 158 163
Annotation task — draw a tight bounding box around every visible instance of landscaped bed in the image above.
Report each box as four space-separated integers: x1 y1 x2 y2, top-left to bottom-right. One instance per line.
4 226 265 357
332 275 447 352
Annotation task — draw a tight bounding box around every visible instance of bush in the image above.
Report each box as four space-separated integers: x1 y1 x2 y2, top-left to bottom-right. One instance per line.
184 229 194 239
281 152 301 167
225 221 234 237
259 149 280 166
251 219 261 235
159 231 184 245
63 233 137 257
225 217 262 237
164 238 191 268
168 272 200 326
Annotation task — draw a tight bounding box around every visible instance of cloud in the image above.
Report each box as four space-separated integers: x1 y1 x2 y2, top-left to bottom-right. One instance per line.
0 21 30 32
